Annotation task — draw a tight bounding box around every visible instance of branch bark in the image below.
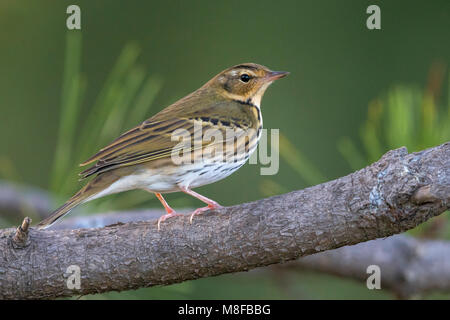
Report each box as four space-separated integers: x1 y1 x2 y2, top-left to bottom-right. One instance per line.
0 143 449 299
43 210 450 299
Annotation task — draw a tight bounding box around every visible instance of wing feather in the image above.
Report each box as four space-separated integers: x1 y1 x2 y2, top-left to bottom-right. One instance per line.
78 98 257 179
79 117 201 178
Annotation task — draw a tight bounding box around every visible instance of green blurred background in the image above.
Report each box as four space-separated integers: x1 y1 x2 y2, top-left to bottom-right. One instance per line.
0 0 449 299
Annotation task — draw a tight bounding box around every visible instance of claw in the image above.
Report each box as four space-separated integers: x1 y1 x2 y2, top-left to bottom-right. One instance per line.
189 203 223 224
157 211 183 231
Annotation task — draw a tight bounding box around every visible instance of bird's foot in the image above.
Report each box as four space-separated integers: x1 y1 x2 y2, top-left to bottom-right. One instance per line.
157 211 183 231
189 203 222 224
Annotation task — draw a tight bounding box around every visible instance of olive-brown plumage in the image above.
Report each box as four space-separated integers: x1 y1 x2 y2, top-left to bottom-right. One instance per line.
37 63 288 230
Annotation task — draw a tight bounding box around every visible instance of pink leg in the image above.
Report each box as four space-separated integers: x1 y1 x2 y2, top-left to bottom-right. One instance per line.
180 187 223 223
154 192 182 230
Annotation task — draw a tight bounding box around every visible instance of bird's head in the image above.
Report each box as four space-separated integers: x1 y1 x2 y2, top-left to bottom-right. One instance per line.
207 63 289 107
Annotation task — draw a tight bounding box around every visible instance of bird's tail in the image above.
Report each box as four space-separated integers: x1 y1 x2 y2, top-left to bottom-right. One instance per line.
36 191 89 229
36 173 120 229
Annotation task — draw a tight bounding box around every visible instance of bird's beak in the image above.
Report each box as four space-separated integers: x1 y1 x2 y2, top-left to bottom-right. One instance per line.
265 71 290 81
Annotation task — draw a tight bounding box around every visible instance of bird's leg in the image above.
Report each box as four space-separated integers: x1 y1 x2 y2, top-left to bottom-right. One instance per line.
180 187 223 224
153 192 182 230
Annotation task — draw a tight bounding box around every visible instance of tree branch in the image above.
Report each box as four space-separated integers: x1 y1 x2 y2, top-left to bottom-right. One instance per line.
280 234 450 299
0 181 52 221
44 210 450 298
0 143 448 299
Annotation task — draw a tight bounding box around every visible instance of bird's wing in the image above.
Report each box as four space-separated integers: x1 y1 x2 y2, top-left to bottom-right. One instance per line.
79 116 203 178
79 92 259 179
79 112 250 179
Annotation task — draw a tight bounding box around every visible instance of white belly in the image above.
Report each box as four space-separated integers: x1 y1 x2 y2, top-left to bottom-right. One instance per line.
174 160 247 189
89 159 248 201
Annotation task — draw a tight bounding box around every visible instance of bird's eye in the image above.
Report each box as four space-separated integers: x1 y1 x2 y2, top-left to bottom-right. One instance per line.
240 74 251 83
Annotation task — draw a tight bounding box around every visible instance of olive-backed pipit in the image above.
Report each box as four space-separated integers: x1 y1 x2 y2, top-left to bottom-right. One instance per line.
37 63 289 230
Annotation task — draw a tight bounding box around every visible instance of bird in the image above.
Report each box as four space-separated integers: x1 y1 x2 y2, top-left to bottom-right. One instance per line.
36 63 289 230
